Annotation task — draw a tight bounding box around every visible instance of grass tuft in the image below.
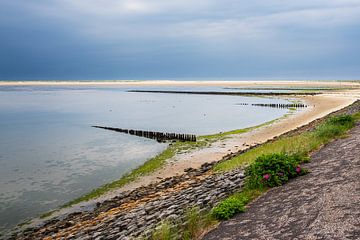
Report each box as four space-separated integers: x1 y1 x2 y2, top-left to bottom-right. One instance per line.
182 207 217 240
151 221 174 240
211 188 263 220
150 207 217 240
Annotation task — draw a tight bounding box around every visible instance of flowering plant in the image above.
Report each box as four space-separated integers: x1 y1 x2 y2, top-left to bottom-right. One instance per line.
245 153 307 188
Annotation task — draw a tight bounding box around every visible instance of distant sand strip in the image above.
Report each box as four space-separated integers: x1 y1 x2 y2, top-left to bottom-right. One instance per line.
0 80 359 88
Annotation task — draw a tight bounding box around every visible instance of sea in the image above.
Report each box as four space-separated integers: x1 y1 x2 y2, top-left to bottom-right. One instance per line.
0 84 291 230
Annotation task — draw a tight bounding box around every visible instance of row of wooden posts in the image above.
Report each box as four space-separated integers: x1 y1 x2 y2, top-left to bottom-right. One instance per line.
92 126 197 142
237 103 307 108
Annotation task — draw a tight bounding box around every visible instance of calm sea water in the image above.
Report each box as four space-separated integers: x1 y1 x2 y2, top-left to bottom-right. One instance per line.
0 85 289 230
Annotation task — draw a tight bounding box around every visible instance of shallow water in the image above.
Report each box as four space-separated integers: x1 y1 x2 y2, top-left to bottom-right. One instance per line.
0 86 289 229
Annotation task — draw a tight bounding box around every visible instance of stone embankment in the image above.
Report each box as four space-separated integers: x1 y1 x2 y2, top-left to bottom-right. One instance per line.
11 163 245 239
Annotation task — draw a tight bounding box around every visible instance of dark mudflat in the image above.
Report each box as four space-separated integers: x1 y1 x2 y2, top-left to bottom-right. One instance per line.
204 123 360 240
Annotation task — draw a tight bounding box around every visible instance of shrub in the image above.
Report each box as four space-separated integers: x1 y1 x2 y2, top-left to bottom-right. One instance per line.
211 197 246 220
328 115 355 126
315 115 355 139
245 153 307 188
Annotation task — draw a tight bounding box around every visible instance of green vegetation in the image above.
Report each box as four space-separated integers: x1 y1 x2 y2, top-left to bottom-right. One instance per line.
215 114 358 172
211 195 246 220
182 207 216 240
39 210 56 219
315 115 355 139
245 153 308 189
17 219 32 227
210 113 359 222
212 153 308 220
150 207 217 240
151 221 174 240
211 188 263 220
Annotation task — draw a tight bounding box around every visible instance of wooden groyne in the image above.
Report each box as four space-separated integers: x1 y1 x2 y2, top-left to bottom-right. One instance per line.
92 126 197 142
128 90 319 96
252 103 307 108
236 103 308 108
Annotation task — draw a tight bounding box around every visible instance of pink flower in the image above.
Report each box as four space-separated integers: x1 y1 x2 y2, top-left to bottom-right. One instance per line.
295 165 301 174
263 174 270 180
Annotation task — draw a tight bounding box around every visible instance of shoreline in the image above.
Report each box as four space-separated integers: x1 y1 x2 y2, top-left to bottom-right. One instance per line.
20 86 359 229
3 81 360 234
10 99 360 240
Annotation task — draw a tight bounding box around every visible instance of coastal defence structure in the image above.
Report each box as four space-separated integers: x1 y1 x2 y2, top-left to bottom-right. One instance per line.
92 126 197 142
237 103 308 108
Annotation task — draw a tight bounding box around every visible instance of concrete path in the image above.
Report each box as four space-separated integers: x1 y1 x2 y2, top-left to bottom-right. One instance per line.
204 123 360 240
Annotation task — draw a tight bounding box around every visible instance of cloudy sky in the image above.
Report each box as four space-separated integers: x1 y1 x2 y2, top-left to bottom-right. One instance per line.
0 0 360 80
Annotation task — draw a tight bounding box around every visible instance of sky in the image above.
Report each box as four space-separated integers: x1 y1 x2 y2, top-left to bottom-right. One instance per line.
0 0 360 80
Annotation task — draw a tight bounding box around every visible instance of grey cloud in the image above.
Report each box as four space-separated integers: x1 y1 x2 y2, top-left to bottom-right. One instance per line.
0 0 359 80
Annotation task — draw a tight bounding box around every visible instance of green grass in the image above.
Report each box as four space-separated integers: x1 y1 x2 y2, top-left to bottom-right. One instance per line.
39 210 56 219
149 207 217 240
151 221 174 240
211 188 263 220
214 114 358 172
182 207 217 240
